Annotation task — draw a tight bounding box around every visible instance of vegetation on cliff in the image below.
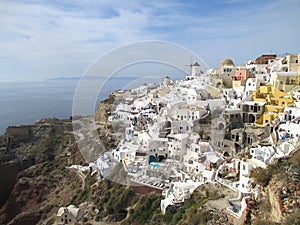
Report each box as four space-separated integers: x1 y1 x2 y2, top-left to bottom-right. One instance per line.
1 113 299 225
248 149 300 225
0 119 85 225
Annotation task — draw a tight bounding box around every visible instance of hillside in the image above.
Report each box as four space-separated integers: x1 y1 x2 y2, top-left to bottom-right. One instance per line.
247 149 300 225
0 118 85 225
0 116 299 225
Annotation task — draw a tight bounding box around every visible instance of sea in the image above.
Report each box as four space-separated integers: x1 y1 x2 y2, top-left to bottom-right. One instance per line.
0 77 137 135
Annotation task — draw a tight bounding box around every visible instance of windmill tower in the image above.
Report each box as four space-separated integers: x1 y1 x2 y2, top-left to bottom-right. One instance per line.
192 62 201 76
185 57 201 77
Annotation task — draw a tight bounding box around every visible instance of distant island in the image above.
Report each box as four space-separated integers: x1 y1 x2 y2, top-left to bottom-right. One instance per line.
47 75 142 81
47 76 82 81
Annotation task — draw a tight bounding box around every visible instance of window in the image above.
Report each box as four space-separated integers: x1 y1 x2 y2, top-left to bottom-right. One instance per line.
243 165 246 171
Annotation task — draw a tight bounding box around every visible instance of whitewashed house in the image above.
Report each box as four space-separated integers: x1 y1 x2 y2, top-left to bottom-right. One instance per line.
185 89 198 105
280 106 300 122
56 205 83 225
238 159 266 193
171 120 191 135
112 142 137 163
243 78 261 100
176 106 205 123
250 146 276 165
167 133 189 161
149 138 169 162
278 122 300 140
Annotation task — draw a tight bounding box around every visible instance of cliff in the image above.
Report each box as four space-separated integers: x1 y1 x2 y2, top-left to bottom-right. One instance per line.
0 118 85 225
0 109 299 224
247 149 300 224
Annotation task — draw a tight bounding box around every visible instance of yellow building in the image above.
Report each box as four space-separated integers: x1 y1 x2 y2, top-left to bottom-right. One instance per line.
253 85 294 125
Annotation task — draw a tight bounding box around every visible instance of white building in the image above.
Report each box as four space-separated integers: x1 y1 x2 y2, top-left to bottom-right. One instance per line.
250 146 276 165
238 159 266 193
246 63 269 83
149 138 169 162
56 205 83 225
112 142 137 163
244 78 261 97
185 89 198 105
161 181 201 214
171 120 191 135
167 133 189 161
278 122 300 140
93 152 117 178
176 105 205 123
279 106 300 122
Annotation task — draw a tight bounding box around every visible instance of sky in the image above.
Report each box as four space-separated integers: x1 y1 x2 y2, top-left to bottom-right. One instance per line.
0 0 300 81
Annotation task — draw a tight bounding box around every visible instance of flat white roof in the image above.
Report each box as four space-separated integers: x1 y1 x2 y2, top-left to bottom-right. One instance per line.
243 101 265 106
275 72 298 76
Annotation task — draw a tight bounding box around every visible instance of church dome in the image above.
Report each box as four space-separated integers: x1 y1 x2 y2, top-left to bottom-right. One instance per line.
221 58 234 66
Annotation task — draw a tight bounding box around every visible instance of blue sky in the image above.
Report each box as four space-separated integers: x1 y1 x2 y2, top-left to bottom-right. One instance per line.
0 0 299 81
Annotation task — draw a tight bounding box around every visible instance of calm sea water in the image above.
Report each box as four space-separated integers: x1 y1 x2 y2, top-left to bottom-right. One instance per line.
0 78 135 134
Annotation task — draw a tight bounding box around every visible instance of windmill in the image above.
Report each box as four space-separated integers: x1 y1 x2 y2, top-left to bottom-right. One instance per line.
185 57 193 76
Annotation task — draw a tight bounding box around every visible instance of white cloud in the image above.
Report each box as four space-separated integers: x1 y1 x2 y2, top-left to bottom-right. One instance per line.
0 0 299 80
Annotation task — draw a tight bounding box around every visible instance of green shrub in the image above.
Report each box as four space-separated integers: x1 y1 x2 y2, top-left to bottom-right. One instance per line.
250 167 271 187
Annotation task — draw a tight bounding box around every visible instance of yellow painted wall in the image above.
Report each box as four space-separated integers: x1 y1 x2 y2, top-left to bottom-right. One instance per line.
253 85 293 125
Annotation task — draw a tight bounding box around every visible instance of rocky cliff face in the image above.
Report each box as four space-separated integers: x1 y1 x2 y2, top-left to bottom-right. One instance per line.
4 126 33 148
95 102 109 124
247 149 300 225
1 113 299 225
0 118 85 225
